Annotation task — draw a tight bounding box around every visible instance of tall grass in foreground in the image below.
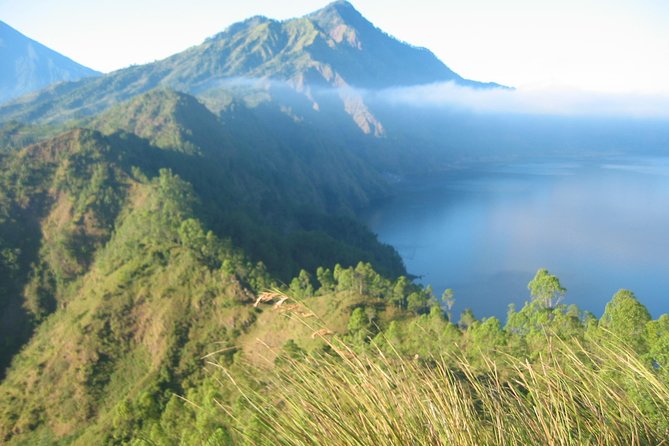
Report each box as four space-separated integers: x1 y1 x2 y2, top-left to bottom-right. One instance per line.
219 333 669 446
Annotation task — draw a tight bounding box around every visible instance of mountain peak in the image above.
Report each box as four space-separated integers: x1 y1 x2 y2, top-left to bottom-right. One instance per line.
307 1 370 33
319 0 358 13
303 1 377 53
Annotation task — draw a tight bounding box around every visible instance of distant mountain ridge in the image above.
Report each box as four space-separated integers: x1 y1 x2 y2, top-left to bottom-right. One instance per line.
0 20 99 104
0 1 503 127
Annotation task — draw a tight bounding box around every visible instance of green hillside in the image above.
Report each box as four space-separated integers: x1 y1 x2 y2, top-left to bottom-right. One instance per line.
0 118 409 443
0 95 405 371
89 88 388 212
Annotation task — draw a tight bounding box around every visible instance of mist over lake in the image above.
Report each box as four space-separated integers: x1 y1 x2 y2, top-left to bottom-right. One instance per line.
362 156 669 321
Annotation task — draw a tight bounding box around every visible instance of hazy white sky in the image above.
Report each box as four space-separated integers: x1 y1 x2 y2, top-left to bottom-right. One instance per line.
1 0 668 93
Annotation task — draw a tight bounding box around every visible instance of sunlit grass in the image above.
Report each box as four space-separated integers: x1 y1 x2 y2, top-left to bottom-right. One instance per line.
216 309 669 446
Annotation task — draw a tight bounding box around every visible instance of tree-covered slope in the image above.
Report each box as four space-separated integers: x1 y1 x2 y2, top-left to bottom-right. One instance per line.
0 123 405 444
0 98 405 375
0 129 140 377
88 88 389 213
0 167 264 444
0 21 99 104
5 230 669 445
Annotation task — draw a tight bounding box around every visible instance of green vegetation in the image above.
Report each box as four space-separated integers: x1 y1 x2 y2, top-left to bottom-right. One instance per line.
210 275 669 446
3 213 668 446
236 328 669 445
0 88 404 372
0 106 667 444
0 90 404 443
0 87 666 446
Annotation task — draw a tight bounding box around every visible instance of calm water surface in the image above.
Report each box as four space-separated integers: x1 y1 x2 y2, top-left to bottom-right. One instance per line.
362 157 669 320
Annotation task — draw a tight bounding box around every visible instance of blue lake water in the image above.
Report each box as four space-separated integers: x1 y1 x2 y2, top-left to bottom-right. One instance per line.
361 157 669 321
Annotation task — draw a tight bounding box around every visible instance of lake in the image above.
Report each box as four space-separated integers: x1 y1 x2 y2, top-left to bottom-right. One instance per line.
361 157 669 321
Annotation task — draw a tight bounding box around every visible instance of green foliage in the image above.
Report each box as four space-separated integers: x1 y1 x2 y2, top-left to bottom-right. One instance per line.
22 263 56 319
87 89 406 283
0 162 269 444
386 275 406 307
469 316 506 347
528 267 566 308
458 308 476 330
2 214 669 446
601 289 652 353
346 307 378 344
0 129 138 374
334 263 382 294
646 315 669 380
274 340 308 369
326 262 431 318
0 121 63 153
288 270 314 299
315 266 335 293
375 309 460 359
406 285 437 315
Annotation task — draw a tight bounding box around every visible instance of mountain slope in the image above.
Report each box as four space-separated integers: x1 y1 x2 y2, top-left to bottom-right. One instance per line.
88 88 389 213
0 129 144 380
304 0 495 89
0 92 405 382
163 0 498 90
0 120 406 443
0 21 99 104
86 89 404 277
0 165 263 444
0 1 501 126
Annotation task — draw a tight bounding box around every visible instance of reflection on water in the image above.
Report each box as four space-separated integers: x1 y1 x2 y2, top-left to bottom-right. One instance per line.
361 157 669 320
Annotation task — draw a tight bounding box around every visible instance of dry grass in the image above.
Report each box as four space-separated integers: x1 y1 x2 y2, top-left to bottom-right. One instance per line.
214 297 669 446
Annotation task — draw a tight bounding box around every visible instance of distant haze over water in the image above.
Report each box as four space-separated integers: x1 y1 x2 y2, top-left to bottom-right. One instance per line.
362 156 669 320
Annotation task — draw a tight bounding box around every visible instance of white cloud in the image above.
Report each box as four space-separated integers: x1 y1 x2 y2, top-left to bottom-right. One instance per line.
370 82 669 119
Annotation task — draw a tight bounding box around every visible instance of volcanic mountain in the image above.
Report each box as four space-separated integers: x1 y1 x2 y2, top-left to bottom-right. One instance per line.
0 1 501 128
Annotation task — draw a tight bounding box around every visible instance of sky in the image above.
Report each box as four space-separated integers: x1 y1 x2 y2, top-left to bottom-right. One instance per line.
1 0 668 93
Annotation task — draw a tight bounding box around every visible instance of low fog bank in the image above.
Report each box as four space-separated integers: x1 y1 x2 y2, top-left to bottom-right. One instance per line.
356 82 669 161
193 76 669 121
369 82 669 120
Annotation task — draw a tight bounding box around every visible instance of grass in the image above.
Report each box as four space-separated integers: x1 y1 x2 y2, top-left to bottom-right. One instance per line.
216 299 669 446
